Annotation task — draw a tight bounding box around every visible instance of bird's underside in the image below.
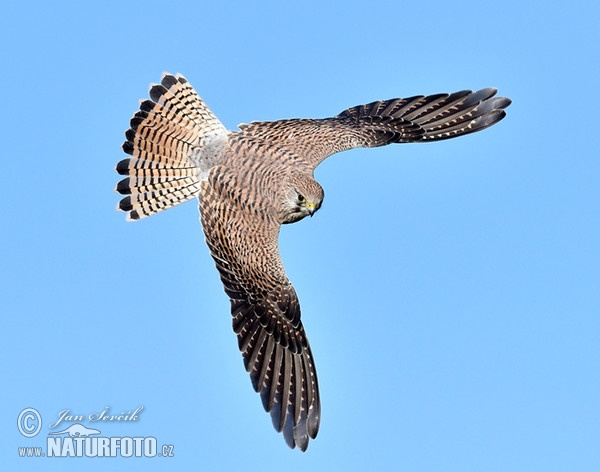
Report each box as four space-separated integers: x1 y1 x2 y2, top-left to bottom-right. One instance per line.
116 73 511 451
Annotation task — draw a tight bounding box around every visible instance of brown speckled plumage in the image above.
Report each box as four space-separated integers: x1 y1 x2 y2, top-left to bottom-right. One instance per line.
116 73 511 451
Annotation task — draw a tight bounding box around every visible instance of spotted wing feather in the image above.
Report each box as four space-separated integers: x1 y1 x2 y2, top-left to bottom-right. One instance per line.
199 166 321 451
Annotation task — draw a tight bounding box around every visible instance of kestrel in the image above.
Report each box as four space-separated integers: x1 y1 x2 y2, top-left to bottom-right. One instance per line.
116 73 511 451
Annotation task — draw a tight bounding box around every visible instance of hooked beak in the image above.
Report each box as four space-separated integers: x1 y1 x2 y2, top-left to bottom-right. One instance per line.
306 202 317 217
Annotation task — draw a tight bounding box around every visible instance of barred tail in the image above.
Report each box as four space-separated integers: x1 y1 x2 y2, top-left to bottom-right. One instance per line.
115 73 227 220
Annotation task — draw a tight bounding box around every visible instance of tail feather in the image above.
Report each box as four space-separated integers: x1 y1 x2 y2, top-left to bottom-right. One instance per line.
121 137 199 169
116 73 227 220
118 179 204 221
116 167 201 195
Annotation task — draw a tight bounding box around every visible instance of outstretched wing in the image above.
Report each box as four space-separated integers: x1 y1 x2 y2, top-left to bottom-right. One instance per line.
199 166 320 451
237 88 511 169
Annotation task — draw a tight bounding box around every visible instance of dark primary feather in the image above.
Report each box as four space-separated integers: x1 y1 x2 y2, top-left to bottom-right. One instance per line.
339 87 511 142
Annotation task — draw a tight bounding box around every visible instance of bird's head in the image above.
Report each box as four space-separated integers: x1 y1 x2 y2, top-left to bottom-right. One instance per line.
280 175 324 224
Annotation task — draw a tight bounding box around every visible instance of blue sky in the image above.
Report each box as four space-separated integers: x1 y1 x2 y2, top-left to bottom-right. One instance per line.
2 1 599 470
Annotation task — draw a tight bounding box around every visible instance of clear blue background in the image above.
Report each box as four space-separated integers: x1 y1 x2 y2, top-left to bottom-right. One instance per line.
2 1 598 470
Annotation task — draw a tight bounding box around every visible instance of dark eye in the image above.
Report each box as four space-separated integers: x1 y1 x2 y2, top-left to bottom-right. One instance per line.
297 194 306 204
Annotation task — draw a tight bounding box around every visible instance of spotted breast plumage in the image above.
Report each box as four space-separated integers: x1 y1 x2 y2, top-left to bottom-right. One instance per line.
116 73 511 451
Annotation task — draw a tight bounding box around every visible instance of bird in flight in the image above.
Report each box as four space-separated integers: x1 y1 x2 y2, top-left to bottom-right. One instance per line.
116 73 511 451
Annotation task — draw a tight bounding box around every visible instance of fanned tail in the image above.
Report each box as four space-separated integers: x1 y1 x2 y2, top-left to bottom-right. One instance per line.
116 73 227 220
